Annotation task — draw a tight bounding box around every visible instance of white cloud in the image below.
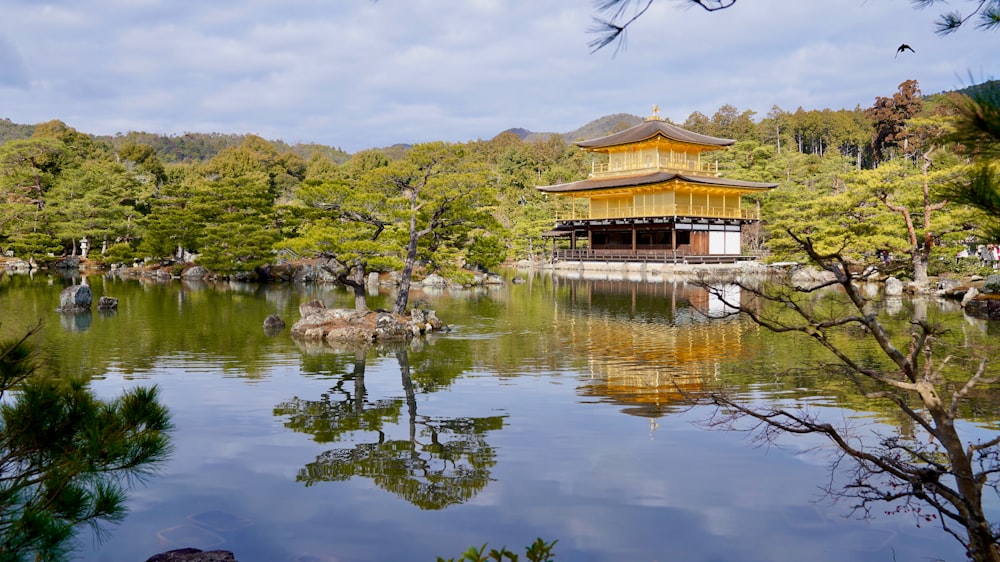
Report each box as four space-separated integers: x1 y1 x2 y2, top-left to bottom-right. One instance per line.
0 0 996 151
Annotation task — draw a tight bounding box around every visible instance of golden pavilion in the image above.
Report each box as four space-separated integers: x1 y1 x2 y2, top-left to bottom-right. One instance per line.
537 109 778 263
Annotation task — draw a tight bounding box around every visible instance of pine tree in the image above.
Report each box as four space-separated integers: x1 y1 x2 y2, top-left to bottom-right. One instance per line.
0 325 173 561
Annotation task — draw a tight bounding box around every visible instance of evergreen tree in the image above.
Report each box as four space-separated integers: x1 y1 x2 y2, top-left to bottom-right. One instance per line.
943 81 1000 240
0 326 172 561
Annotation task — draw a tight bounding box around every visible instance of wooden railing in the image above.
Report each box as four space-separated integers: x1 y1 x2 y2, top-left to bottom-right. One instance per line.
557 203 758 221
554 248 756 264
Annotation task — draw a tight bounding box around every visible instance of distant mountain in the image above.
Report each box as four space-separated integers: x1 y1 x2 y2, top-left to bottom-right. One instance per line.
955 79 999 99
0 118 34 143
561 113 644 142
499 127 532 140
4 80 995 158
500 112 645 145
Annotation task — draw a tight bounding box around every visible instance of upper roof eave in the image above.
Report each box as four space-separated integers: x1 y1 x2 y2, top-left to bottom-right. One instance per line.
536 171 778 194
575 120 735 151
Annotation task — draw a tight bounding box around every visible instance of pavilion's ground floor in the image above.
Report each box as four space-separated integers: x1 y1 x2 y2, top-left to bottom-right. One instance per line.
544 216 758 264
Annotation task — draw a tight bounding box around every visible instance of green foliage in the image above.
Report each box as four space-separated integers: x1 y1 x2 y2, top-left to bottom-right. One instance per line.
914 0 1000 34
0 119 33 144
185 168 280 274
941 81 1000 241
284 348 504 510
105 131 250 164
4 233 61 263
138 165 203 260
98 242 138 265
117 141 166 187
442 267 476 286
0 326 173 561
465 235 508 270
927 244 994 276
437 538 558 562
5 83 1000 270
45 159 146 253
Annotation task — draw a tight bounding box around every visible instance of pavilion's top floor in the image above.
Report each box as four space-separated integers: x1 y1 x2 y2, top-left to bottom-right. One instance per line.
577 116 736 178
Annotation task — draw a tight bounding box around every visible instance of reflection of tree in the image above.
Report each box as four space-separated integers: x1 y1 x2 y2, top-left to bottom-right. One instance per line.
277 347 504 510
275 350 401 442
700 235 1000 562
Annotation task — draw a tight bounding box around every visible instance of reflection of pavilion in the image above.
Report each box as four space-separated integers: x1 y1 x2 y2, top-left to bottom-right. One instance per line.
558 280 747 417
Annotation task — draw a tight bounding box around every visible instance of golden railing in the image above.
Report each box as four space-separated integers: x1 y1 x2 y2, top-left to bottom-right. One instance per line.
591 157 718 177
556 203 758 221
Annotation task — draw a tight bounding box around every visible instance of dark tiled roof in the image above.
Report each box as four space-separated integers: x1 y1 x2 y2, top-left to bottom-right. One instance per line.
575 120 735 150
536 171 777 193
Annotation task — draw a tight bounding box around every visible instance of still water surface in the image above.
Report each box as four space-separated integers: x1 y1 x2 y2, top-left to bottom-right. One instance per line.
1 270 996 562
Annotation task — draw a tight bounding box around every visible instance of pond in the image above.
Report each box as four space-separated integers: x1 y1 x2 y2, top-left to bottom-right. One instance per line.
1 269 998 562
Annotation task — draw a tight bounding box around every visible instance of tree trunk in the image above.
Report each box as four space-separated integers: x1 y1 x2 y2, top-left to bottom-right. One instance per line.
333 259 369 313
350 263 367 313
912 251 929 286
915 148 943 288
352 350 366 417
392 211 420 316
397 349 417 446
927 404 1000 562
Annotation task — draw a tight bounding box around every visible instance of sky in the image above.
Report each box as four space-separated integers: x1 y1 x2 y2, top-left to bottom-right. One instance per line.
1 0 996 153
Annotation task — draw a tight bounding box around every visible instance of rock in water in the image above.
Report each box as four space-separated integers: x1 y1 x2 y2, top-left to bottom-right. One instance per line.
57 285 92 312
145 548 237 562
263 314 285 336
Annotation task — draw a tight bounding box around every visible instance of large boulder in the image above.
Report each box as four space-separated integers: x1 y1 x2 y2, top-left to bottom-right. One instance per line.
57 285 92 312
937 278 963 292
984 274 1000 294
410 308 444 332
964 295 1000 320
292 301 377 343
420 273 448 287
291 300 446 345
789 267 836 288
962 287 980 308
375 311 413 339
884 277 904 296
181 265 209 280
54 256 81 270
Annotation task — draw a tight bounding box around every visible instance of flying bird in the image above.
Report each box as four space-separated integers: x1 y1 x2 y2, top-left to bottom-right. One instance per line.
895 44 915 58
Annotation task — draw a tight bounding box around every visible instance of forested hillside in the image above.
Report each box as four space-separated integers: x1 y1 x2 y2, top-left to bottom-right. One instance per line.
0 118 34 143
1 79 996 281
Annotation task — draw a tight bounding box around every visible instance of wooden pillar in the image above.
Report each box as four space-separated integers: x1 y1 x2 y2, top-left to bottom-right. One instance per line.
588 229 593 258
631 225 637 255
671 228 677 263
